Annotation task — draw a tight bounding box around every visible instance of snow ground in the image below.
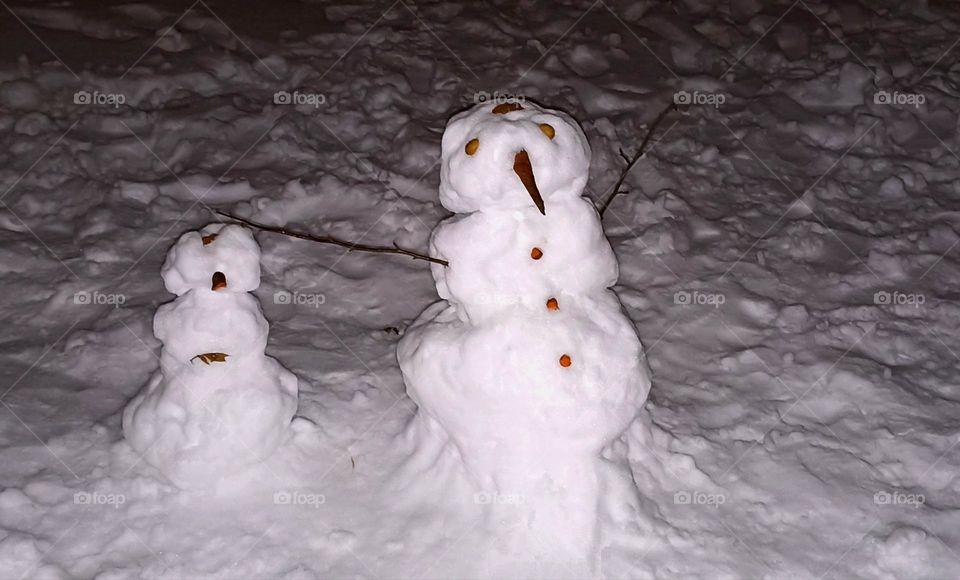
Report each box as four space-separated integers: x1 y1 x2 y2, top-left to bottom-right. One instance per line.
0 0 959 578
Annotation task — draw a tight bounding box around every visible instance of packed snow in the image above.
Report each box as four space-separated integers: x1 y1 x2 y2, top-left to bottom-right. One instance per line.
123 224 299 489
397 101 651 575
0 0 959 578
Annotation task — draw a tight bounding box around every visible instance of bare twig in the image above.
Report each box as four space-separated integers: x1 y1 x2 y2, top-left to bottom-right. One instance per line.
216 211 449 267
597 103 678 218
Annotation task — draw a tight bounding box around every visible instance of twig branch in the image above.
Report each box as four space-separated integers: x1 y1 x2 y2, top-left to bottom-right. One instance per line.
216 211 449 267
597 103 678 218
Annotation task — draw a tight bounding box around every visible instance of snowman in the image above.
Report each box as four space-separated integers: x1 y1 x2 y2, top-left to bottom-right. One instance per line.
123 223 299 488
397 101 652 569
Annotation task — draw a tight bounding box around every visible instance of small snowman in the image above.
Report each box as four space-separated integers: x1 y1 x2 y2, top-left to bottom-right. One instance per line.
123 223 299 488
398 101 651 569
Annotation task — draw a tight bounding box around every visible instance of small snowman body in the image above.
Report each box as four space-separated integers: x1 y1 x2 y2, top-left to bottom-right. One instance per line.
398 102 651 568
123 224 298 488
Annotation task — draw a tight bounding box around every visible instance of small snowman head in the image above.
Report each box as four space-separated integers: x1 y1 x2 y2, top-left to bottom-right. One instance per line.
162 224 261 296
439 101 591 214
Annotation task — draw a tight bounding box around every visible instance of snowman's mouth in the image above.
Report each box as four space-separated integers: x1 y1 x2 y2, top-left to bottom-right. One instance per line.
513 150 545 215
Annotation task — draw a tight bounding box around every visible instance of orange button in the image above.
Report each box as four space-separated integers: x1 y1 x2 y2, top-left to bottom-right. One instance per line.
546 297 559 311
531 247 543 260
559 354 572 367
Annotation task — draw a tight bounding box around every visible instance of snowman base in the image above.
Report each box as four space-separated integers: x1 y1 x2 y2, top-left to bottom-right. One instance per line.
123 348 298 488
398 297 647 570
396 413 639 576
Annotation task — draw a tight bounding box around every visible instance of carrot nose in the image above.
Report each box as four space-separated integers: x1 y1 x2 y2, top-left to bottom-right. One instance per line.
212 271 227 291
513 150 545 215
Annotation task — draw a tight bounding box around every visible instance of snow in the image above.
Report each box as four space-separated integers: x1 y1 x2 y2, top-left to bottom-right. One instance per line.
398 102 650 573
429 197 620 317
123 225 298 488
161 223 262 296
1 0 959 578
439 102 591 214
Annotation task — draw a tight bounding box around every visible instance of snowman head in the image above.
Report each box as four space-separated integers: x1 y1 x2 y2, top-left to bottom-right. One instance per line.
439 101 591 214
162 224 261 296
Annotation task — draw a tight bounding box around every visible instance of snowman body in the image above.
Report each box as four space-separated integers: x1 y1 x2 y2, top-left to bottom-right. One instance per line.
429 196 618 318
398 102 651 565
123 224 298 488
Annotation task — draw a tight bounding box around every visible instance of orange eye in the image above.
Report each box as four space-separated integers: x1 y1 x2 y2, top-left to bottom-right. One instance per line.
559 354 572 367
492 102 523 114
465 138 479 155
539 123 555 139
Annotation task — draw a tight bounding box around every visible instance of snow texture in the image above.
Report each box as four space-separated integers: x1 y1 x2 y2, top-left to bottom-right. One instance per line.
123 225 298 488
161 223 262 296
399 101 651 571
439 102 590 213
1 0 960 578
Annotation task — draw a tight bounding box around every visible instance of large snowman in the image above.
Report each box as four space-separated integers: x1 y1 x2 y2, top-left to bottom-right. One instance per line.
123 223 299 488
398 101 651 569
